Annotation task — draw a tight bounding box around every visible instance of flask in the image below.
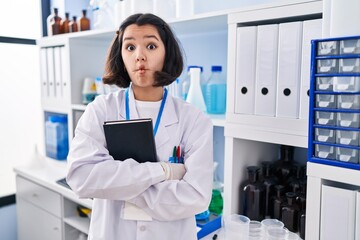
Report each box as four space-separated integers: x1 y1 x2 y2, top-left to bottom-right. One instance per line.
241 166 265 221
281 192 299 232
186 67 206 112
261 161 279 218
61 12 70 34
82 77 97 104
271 184 286 220
205 65 226 114
45 115 69 160
79 9 90 31
70 16 79 33
274 145 295 184
181 66 196 100
209 189 223 215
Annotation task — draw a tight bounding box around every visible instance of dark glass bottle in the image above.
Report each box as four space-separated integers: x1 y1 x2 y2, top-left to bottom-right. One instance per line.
274 145 295 184
242 166 265 221
70 16 78 33
261 161 279 218
271 184 286 220
79 9 90 31
61 12 70 34
298 181 307 239
288 164 302 193
50 9 62 35
281 192 299 232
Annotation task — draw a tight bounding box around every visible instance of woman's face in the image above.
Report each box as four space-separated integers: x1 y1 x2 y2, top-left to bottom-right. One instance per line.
121 24 165 90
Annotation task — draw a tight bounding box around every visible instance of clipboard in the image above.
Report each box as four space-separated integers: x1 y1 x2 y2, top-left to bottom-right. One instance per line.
103 118 157 163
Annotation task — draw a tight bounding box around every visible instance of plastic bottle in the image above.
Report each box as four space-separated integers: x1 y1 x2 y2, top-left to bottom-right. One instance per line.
186 67 206 112
79 9 90 31
241 166 265 221
61 12 70 34
205 66 226 114
45 115 69 160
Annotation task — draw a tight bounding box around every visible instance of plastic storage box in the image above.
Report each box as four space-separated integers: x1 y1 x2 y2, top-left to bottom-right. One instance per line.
45 113 69 160
309 35 360 170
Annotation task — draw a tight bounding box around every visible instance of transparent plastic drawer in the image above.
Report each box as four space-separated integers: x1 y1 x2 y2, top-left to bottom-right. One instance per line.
317 41 339 56
315 128 336 143
339 58 360 73
317 59 338 73
340 39 360 54
333 76 360 92
337 112 360 128
316 94 336 108
316 111 336 126
337 94 360 109
336 147 359 163
336 130 359 146
316 77 333 91
315 144 335 159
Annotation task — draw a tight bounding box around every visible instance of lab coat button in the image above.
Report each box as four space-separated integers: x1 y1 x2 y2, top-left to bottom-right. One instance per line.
140 226 146 231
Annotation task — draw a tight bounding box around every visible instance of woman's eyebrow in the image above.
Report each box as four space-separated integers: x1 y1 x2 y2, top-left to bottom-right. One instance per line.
144 35 159 41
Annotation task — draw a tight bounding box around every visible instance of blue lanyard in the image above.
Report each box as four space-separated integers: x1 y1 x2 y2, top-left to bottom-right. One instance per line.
125 88 168 137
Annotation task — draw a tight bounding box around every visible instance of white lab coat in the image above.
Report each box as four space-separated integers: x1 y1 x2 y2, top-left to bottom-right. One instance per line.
67 87 213 240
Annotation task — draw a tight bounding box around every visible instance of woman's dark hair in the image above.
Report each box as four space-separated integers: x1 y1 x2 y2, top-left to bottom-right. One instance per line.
103 13 184 88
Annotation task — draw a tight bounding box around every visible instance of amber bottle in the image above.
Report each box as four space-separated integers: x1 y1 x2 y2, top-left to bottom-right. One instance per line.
271 184 286 220
281 192 299 232
241 166 265 221
274 145 295 184
61 13 70 34
79 10 90 31
50 9 62 35
261 161 279 218
70 16 78 33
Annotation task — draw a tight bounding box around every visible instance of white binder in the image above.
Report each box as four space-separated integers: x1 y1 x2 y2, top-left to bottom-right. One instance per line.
60 46 70 104
254 24 279 116
276 21 303 118
40 48 48 99
46 47 56 100
54 47 62 99
234 26 257 114
299 19 322 120
320 185 356 240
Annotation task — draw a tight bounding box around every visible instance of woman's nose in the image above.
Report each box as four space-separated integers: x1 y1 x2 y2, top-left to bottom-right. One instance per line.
136 50 146 62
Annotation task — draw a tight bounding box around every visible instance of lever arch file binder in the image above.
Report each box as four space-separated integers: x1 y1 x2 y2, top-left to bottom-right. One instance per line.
254 24 279 116
234 26 257 114
276 21 303 118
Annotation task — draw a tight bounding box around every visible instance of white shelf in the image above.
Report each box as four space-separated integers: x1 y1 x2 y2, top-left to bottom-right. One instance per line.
71 104 87 112
63 216 90 235
208 114 226 127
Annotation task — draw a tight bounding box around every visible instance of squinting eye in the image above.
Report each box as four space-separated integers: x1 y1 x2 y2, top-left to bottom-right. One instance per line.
147 44 156 50
126 45 135 51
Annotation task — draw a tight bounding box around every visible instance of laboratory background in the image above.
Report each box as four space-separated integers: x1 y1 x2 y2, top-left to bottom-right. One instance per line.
1 0 360 239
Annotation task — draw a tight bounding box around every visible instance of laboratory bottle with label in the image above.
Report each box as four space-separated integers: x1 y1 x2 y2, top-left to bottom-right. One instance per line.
241 166 265 221
45 115 69 160
79 9 90 31
261 161 279 218
61 12 70 34
186 67 206 112
205 66 226 114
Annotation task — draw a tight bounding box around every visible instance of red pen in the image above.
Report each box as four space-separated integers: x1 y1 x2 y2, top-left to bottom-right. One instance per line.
176 146 181 163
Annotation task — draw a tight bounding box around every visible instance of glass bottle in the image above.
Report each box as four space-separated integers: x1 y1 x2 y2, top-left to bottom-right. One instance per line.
181 66 195 100
271 184 286 220
281 192 299 233
205 65 226 114
274 145 295 184
242 166 265 221
297 181 307 239
61 12 70 34
70 16 79 33
288 164 304 193
47 8 60 36
79 9 90 31
261 161 279 218
50 9 62 36
209 189 223 215
186 67 206 112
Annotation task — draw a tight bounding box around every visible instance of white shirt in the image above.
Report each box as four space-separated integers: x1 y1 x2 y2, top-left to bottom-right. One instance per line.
66 87 214 240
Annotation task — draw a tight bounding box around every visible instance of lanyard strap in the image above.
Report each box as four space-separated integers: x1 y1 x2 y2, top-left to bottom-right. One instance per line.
125 88 168 137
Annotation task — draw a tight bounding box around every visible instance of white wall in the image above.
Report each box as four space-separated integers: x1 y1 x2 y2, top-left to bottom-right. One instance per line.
0 0 42 197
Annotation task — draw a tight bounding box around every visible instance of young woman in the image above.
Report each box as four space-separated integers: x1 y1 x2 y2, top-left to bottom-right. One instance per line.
67 13 213 240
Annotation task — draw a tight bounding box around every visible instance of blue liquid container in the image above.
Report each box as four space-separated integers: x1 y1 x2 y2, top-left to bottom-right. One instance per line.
205 66 226 114
45 115 69 160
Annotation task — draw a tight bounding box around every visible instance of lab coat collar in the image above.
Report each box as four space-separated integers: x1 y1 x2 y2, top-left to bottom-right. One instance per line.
119 87 178 148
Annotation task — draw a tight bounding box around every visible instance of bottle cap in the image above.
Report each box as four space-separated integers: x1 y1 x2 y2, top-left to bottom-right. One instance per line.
187 65 202 72
211 66 222 72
